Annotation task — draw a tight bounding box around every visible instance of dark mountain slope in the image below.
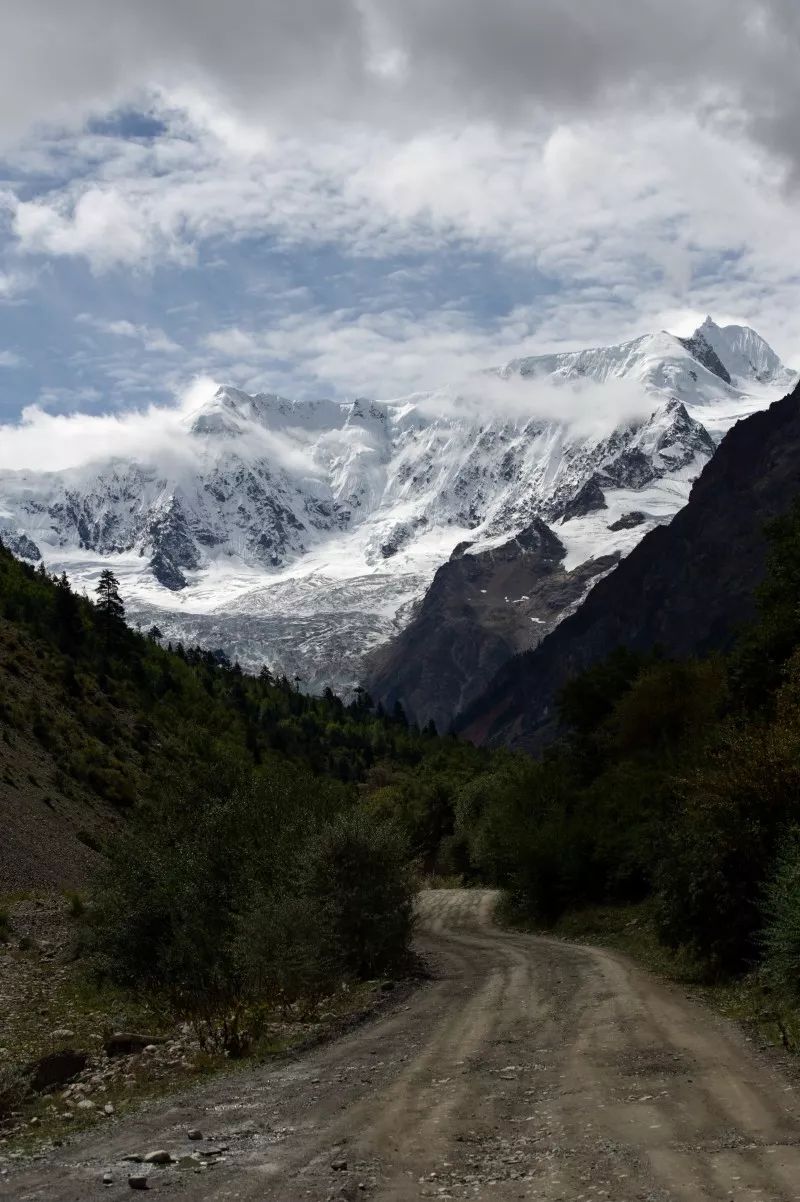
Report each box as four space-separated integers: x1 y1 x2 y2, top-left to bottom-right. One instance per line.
0 544 471 891
365 520 618 732
458 382 800 750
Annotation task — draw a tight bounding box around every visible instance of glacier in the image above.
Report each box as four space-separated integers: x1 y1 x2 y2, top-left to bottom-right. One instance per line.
0 317 794 693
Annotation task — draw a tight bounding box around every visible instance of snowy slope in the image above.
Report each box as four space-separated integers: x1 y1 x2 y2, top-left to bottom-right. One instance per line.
0 317 794 691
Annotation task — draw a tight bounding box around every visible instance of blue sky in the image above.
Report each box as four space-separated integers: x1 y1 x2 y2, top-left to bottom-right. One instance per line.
1 1 800 433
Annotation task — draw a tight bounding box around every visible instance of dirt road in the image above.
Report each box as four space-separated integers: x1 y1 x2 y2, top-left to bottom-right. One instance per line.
5 889 800 1201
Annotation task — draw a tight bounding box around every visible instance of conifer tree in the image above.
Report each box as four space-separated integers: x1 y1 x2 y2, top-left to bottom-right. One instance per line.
95 568 125 642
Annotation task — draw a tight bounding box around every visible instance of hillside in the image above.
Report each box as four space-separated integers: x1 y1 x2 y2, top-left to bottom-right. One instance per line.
364 519 618 732
458 380 800 749
0 544 480 891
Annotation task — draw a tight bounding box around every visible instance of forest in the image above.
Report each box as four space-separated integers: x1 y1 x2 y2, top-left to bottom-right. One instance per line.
4 499 800 1047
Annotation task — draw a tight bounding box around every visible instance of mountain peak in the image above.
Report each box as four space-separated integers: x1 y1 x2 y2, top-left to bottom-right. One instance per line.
690 318 793 390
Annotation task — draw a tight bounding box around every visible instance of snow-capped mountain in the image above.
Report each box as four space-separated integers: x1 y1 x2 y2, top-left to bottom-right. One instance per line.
0 317 794 692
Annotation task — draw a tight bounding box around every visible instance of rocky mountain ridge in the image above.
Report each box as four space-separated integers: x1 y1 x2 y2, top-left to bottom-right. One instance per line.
456 379 800 750
0 317 793 693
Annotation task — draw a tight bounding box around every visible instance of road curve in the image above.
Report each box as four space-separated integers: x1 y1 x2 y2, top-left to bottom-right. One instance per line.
5 889 800 1201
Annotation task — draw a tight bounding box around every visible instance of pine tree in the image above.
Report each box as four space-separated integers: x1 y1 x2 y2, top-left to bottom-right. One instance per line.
54 571 83 650
95 568 125 641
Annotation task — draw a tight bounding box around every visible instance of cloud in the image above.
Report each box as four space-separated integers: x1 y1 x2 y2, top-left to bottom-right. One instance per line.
0 268 35 303
0 351 22 368
417 373 653 440
0 374 327 480
2 2 800 408
1 2 800 177
0 357 656 479
0 376 218 473
77 313 181 353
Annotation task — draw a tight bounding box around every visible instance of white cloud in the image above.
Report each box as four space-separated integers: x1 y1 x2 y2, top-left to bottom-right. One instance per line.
1 2 800 402
0 376 218 472
7 96 800 374
77 313 181 353
0 351 22 368
416 373 652 439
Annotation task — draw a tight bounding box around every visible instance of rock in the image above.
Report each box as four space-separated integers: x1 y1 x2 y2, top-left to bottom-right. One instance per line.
105 1033 167 1057
144 1149 172 1165
128 1175 149 1190
143 1045 158 1055
103 1171 113 1185
380 980 396 992
30 1050 89 1092
76 1099 96 1110
5 532 42 562
560 474 607 522
331 1158 348 1171
607 510 647 532
104 1103 115 1115
187 1128 203 1141
50 1029 76 1041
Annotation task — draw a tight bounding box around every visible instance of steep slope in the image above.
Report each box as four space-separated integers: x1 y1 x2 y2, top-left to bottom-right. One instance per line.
365 519 619 731
0 318 793 693
0 545 448 890
457 381 800 751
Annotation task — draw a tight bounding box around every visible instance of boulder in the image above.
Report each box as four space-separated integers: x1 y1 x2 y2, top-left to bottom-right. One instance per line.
30 1050 88 1093
104 1033 167 1057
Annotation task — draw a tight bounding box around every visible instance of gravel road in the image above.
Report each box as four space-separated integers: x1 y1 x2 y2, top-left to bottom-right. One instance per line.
5 888 800 1201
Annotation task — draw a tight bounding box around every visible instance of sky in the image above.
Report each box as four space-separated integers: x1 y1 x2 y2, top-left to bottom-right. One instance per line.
1 0 800 431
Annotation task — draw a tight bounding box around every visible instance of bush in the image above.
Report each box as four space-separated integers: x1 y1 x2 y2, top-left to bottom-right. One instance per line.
89 771 414 1040
299 811 414 980
762 835 800 999
0 1063 30 1123
655 719 800 974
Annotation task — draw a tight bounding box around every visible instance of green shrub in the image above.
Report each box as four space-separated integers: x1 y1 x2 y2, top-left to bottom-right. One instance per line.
0 1063 30 1122
90 772 414 1038
655 720 800 973
762 835 800 998
299 810 414 980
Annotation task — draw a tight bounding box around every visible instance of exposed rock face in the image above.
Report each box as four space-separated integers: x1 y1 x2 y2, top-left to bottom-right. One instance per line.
677 332 733 385
560 476 607 522
457 383 800 751
3 532 42 562
365 518 618 732
607 511 647 532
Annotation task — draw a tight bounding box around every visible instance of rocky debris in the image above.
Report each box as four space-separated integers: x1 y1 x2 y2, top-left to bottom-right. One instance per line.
30 1050 88 1093
331 1157 348 1171
104 1033 168 1057
187 1128 203 1140
127 1174 148 1190
102 1170 113 1184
